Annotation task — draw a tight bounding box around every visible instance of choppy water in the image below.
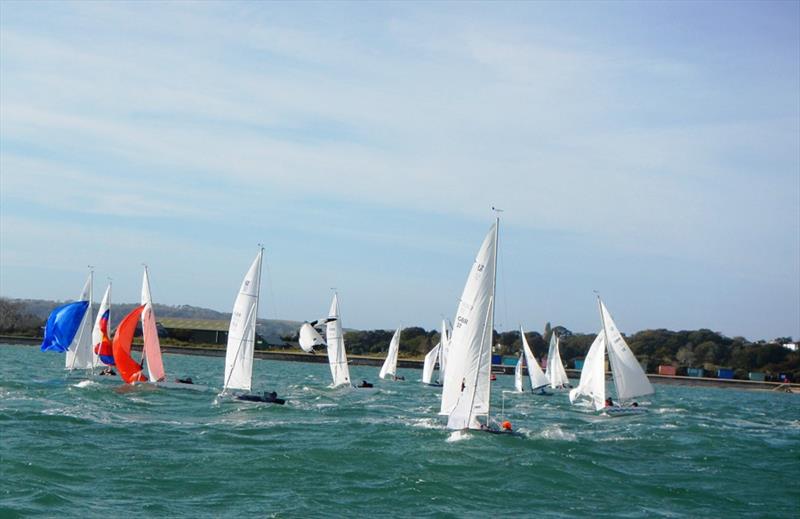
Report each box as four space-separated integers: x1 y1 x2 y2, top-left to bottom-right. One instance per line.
1 343 798 517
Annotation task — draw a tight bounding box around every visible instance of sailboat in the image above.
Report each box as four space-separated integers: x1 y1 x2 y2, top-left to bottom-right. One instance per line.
221 248 284 404
516 326 551 395
422 319 449 386
326 293 361 388
41 271 94 374
440 218 512 433
569 297 654 415
140 266 166 383
92 282 115 373
379 327 403 381
546 331 570 390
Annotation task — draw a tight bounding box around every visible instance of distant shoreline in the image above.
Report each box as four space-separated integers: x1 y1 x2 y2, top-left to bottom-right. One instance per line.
4 336 798 393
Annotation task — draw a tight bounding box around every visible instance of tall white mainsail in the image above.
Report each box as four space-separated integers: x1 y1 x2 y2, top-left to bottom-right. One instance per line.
422 343 441 384
326 293 351 387
66 271 94 371
440 220 498 430
599 299 654 402
223 249 263 392
546 332 570 388
379 327 402 379
569 330 607 410
521 326 549 390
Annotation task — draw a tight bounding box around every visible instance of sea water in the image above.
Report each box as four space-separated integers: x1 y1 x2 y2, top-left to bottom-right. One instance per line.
1 344 798 517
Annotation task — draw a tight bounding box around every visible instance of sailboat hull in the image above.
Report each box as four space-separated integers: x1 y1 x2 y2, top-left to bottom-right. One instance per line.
604 406 649 417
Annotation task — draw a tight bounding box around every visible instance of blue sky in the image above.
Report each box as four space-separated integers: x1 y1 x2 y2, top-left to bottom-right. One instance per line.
1 1 798 340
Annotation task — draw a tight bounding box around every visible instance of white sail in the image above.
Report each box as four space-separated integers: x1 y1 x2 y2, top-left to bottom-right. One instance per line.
569 330 606 411
379 327 402 379
66 272 93 370
441 221 498 430
514 352 524 392
600 300 654 401
91 283 111 367
521 326 549 389
546 333 570 388
422 343 441 384
326 293 351 387
299 323 326 352
438 319 449 384
223 250 263 392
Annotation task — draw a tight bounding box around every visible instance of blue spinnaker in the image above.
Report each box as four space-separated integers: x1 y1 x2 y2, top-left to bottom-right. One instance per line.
40 301 90 353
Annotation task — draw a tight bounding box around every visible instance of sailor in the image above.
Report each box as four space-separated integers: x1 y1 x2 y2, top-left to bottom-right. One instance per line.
502 420 513 432
176 377 194 384
99 367 116 376
605 397 614 407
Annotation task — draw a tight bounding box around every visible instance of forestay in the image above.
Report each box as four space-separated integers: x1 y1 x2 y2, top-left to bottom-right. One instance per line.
600 301 654 401
441 221 498 430
326 294 352 387
223 250 262 392
422 343 441 384
521 326 549 389
379 327 402 379
569 331 606 410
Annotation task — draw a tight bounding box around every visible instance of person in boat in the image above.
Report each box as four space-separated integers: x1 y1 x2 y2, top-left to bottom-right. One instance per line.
357 380 373 388
501 420 513 432
392 375 405 381
176 377 193 384
631 402 639 407
99 367 116 376
605 397 614 408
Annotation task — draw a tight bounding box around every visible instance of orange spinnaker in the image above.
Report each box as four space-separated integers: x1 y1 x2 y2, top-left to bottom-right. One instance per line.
113 305 148 384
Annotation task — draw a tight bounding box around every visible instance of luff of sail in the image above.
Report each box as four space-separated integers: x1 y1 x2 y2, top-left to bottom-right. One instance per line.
440 221 498 430
379 327 402 379
141 267 165 382
65 273 94 370
599 300 654 401
326 294 351 387
569 330 606 410
223 250 263 392
521 326 549 389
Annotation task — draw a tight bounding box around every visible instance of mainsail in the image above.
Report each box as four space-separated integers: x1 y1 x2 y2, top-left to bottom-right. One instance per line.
546 333 570 388
141 267 165 382
223 249 263 392
113 305 147 384
299 323 326 352
326 293 352 387
440 220 498 430
379 327 402 379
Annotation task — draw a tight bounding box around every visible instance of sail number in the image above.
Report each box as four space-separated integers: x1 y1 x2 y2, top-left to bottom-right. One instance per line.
456 316 469 328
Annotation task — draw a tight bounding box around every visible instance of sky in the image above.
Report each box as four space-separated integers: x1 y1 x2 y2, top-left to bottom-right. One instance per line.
1 1 798 340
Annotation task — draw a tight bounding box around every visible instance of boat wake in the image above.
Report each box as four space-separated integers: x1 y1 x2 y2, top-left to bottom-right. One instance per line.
446 430 471 442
